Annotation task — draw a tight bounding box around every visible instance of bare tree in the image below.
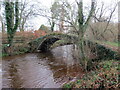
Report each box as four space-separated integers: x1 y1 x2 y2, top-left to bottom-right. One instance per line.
19 0 40 31
0 13 5 33
89 1 117 41
0 1 5 33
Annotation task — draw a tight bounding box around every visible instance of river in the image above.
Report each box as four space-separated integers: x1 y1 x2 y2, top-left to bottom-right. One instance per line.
2 45 84 88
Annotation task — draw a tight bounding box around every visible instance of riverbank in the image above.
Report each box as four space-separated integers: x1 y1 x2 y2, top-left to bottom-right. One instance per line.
1 43 29 57
63 60 119 88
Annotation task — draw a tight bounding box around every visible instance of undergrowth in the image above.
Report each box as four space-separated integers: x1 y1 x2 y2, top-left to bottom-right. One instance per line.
63 60 119 88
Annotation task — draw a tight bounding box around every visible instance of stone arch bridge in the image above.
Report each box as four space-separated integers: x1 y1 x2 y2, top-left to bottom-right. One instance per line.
28 33 119 60
28 33 78 52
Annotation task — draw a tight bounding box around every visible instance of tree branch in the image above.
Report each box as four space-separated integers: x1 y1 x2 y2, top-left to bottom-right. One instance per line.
97 3 117 37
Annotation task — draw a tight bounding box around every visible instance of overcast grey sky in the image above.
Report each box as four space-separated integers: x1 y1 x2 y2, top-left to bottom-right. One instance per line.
0 0 119 30
29 0 119 30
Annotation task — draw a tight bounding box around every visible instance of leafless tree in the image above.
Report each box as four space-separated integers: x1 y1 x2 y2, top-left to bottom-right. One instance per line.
0 1 5 33
19 0 41 31
89 1 118 41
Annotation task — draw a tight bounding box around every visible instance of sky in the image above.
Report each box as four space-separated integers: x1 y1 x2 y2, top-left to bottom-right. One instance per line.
29 0 119 30
0 0 119 31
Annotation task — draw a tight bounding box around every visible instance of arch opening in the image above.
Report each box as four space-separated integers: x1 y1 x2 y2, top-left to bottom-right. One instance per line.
38 37 60 52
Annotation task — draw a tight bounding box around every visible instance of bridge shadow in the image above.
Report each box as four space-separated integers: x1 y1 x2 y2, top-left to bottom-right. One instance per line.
38 37 60 52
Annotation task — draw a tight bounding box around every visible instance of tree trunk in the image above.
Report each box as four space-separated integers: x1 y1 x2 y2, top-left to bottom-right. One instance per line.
5 0 19 46
76 0 95 71
51 21 55 32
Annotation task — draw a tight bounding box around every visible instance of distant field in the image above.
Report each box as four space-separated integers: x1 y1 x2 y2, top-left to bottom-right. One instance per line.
105 41 120 47
95 40 119 47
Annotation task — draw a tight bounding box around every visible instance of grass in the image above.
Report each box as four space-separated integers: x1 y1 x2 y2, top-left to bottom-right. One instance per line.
105 41 120 47
95 40 119 47
63 60 119 88
51 40 70 49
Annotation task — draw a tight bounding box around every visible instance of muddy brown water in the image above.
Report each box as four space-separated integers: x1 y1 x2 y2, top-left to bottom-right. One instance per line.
2 45 84 88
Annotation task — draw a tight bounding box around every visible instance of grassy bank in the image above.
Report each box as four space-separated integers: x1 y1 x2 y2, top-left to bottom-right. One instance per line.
1 43 30 57
96 40 119 47
51 40 72 49
63 60 119 88
105 41 120 47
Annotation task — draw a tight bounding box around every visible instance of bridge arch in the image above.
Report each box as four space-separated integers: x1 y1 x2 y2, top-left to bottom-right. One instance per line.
29 33 77 52
37 37 60 52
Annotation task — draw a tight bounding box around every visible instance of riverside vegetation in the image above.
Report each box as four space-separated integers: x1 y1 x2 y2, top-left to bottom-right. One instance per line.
63 60 119 88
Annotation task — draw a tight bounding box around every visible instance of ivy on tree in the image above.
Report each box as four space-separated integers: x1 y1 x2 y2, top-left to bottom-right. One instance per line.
5 0 19 46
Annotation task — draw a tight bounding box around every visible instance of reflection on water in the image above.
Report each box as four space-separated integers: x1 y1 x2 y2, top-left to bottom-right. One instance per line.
2 45 84 88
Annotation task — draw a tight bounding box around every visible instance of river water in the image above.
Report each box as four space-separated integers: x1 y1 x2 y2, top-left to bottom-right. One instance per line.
2 45 84 88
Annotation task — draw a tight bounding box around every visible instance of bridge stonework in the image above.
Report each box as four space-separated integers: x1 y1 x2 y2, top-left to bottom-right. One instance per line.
28 33 119 60
28 33 77 52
